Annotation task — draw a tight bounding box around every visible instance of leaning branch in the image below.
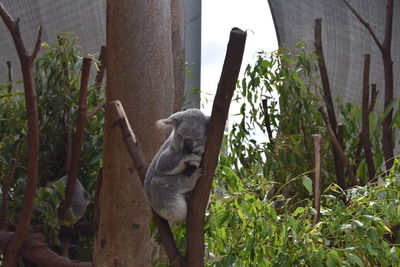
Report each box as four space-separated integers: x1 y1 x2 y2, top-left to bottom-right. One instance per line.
186 27 247 267
319 107 358 186
0 231 91 267
109 100 183 267
314 18 345 189
342 0 383 52
59 58 91 220
0 4 41 266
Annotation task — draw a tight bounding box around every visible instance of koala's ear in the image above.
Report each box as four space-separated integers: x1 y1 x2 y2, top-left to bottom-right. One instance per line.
156 118 175 130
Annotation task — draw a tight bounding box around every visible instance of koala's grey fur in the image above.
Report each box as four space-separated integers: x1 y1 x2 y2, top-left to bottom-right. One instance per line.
144 109 209 222
58 176 89 222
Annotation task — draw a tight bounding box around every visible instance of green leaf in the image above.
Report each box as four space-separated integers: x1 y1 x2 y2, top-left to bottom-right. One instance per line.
346 253 364 267
302 176 313 194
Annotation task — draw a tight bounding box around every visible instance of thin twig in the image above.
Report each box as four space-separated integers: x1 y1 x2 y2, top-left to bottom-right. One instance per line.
319 107 358 186
94 46 107 91
262 99 274 145
109 100 183 267
312 134 321 225
87 100 106 121
186 27 247 267
6 61 12 93
342 0 383 52
361 54 376 181
337 125 346 189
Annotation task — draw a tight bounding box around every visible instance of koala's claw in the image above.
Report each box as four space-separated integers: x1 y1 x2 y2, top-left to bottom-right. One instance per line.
192 167 204 179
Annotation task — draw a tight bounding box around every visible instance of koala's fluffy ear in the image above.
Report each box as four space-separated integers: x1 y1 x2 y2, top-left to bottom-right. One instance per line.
156 118 175 130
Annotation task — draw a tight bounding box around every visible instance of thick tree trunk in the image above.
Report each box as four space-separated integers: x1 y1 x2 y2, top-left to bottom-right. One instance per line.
93 0 175 266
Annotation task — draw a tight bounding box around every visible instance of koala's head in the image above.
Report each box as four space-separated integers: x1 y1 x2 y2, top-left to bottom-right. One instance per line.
157 109 209 154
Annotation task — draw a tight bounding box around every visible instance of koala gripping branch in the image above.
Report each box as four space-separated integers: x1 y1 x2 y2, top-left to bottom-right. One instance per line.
186 28 247 267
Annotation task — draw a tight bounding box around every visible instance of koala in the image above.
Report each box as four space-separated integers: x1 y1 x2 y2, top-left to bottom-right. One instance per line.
144 109 209 222
57 175 89 223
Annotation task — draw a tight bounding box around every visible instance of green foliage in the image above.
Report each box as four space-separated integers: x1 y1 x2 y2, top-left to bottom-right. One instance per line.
0 33 104 259
200 43 400 266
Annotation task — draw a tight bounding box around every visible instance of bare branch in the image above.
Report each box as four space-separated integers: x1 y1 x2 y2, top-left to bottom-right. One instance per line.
186 27 247 267
262 99 274 145
109 100 184 267
87 100 106 122
94 46 107 91
342 0 383 52
312 134 321 225
369 84 378 113
0 231 91 267
59 58 91 220
319 107 358 186
6 61 13 93
0 4 40 266
314 18 345 189
30 26 42 61
361 54 376 181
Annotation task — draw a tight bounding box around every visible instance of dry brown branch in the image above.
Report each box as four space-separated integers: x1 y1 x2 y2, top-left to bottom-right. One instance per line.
6 61 12 92
343 0 395 171
87 100 106 121
0 160 17 229
94 46 107 91
381 0 395 171
337 125 346 189
59 58 91 220
262 99 275 145
108 100 183 267
186 27 246 267
361 54 376 181
342 0 383 52
314 18 345 189
312 134 321 225
0 231 91 267
369 83 378 113
0 4 41 266
319 107 358 186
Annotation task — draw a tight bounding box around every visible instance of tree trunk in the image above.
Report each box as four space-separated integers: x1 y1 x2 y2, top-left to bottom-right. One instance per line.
93 0 175 266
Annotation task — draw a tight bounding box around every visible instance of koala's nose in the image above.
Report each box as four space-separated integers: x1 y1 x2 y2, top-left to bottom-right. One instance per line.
183 138 193 152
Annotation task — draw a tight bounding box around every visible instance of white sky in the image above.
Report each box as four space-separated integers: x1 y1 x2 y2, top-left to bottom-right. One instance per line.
201 0 278 115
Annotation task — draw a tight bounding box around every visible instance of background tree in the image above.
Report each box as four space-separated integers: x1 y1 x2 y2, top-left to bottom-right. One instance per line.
93 0 177 265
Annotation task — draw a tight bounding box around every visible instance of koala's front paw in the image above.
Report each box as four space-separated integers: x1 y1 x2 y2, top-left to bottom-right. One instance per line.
185 153 202 168
192 145 205 155
191 167 204 180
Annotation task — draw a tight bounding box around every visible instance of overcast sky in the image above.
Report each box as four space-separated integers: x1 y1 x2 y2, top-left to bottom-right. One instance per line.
201 0 278 114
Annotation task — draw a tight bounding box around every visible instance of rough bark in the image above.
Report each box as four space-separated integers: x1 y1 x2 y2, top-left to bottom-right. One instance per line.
93 0 175 266
186 28 247 267
0 4 41 266
171 0 186 112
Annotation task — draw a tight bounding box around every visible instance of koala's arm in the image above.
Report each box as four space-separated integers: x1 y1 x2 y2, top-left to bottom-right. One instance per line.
155 148 202 175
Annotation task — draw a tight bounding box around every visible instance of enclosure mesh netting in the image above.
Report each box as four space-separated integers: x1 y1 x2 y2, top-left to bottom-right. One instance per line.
0 0 106 82
268 0 399 106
